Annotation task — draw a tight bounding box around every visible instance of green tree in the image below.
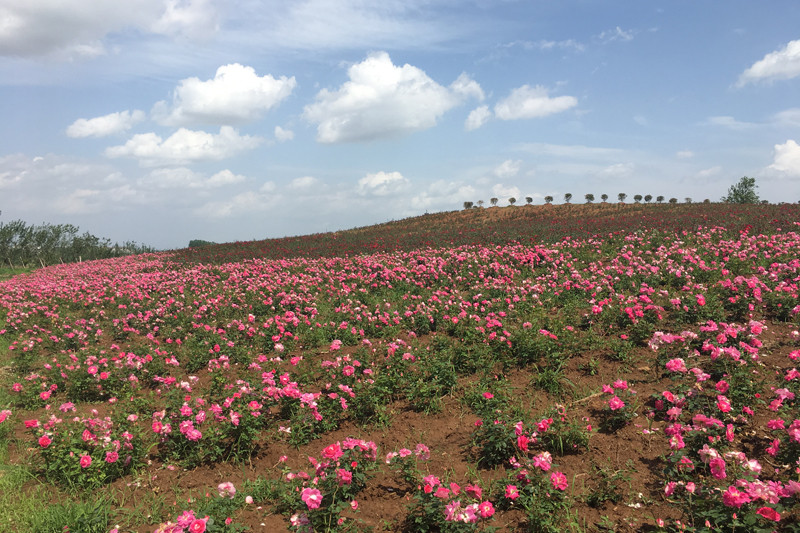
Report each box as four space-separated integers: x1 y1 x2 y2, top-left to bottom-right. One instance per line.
656 195 665 203
463 201 474 210
585 193 594 203
564 193 573 204
644 194 652 203
525 196 533 204
508 197 516 205
490 197 498 206
544 195 554 204
617 193 627 203
633 194 642 203
721 176 760 204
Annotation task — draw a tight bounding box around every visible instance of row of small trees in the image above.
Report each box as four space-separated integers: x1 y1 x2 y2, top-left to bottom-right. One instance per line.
464 194 682 209
0 214 155 269
462 177 762 210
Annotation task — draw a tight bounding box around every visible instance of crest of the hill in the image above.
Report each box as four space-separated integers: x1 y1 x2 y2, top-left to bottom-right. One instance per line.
172 202 800 264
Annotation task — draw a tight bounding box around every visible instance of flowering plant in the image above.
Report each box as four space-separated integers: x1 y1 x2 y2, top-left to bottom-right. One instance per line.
27 409 145 489
405 475 496 532
273 438 378 532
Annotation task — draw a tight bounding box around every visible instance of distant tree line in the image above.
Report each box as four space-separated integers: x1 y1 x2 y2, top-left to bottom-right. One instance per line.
0 214 156 268
188 239 217 248
462 177 766 210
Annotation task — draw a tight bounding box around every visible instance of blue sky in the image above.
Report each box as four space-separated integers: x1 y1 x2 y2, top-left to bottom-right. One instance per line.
1 1 799 249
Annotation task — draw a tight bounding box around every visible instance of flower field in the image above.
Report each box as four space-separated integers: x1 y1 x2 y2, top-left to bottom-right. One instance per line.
1 203 800 532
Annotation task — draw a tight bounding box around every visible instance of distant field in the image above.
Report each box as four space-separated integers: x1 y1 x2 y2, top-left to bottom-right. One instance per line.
172 202 800 263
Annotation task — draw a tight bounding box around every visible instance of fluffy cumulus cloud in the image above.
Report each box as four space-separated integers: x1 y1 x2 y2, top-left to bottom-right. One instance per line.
465 105 492 131
738 39 800 86
494 85 577 121
768 139 800 177
0 0 218 58
274 126 294 142
153 64 296 126
66 110 146 138
105 126 262 166
357 171 410 197
303 51 482 143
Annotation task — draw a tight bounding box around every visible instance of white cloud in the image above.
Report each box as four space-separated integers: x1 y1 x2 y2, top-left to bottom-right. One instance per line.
66 110 146 138
450 72 485 101
633 115 647 126
0 0 218 58
773 108 800 127
153 64 296 126
357 171 410 197
532 39 585 52
491 183 521 200
195 189 279 219
494 85 577 120
598 26 635 43
150 0 219 41
676 150 694 159
493 160 521 179
105 126 262 166
465 105 492 131
737 39 800 86
696 166 722 178
705 116 756 130
288 176 320 190
302 51 482 143
597 162 634 179
274 126 294 142
516 142 624 160
768 139 800 177
411 179 476 211
248 1 463 52
139 167 246 189
0 153 142 216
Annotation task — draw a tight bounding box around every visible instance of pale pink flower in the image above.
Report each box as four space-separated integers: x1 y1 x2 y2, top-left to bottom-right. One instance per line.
218 481 236 499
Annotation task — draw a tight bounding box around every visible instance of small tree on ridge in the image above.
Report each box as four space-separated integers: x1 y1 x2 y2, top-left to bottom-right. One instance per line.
722 176 760 204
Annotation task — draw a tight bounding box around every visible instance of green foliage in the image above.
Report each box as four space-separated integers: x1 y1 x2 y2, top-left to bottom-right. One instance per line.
188 239 217 247
28 497 111 533
0 216 155 268
722 176 760 204
584 461 631 507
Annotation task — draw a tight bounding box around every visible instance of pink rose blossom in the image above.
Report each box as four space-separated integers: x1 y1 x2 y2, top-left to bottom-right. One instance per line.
301 487 323 509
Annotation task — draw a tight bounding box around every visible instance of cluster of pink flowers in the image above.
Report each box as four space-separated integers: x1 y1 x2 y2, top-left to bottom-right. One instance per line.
152 510 209 533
